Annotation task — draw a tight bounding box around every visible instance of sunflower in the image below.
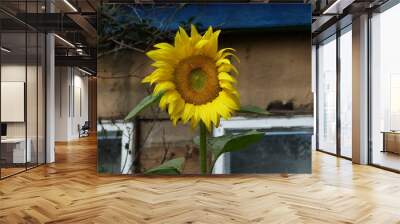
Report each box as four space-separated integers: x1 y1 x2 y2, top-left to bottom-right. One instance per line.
143 25 240 131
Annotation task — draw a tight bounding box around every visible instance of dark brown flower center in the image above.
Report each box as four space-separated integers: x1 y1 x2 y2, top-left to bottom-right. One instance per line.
174 55 221 105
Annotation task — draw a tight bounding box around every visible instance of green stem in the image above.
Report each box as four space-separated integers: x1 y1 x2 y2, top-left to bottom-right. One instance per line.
199 122 207 175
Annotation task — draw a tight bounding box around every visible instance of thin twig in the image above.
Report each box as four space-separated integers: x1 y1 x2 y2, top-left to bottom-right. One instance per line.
97 74 143 79
160 128 170 164
110 38 145 53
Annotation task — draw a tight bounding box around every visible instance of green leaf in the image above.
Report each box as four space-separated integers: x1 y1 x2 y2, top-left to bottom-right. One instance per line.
124 92 164 121
238 105 271 116
144 157 185 175
193 130 264 173
211 130 264 159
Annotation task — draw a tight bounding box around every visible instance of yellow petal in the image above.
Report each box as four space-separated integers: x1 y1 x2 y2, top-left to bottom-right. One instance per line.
151 61 173 69
170 112 180 126
182 103 194 123
203 26 213 40
174 27 193 59
218 72 237 83
191 107 201 129
213 96 226 113
154 81 175 95
143 68 174 84
220 81 237 92
174 28 182 46
227 88 240 98
216 48 235 60
154 42 174 50
159 94 169 110
171 116 179 126
195 39 208 49
190 24 201 44
221 52 240 63
178 27 190 43
218 64 239 75
200 105 212 131
216 58 231 67
209 102 220 128
171 97 185 117
168 91 180 102
146 49 177 65
201 29 220 58
142 75 153 83
174 31 185 55
158 91 179 110
219 81 240 97
214 98 231 120
220 91 240 110
208 30 220 56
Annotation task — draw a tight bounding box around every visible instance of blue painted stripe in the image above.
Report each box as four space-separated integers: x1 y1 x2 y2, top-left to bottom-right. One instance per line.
121 4 311 31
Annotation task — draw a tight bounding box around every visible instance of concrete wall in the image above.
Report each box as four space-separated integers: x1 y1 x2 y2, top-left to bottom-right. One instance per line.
55 67 89 141
55 67 69 141
97 50 151 119
73 73 89 138
224 31 312 110
98 31 312 119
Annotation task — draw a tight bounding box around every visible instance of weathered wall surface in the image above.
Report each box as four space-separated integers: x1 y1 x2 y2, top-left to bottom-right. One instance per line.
98 30 312 119
139 121 200 173
97 51 151 119
225 31 312 110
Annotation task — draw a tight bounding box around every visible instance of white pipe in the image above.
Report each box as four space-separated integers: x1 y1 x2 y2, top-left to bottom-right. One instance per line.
54 34 75 48
63 0 78 12
1 47 11 53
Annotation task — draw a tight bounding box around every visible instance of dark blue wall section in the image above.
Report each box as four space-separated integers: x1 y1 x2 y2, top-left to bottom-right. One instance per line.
120 4 311 31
